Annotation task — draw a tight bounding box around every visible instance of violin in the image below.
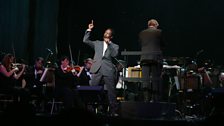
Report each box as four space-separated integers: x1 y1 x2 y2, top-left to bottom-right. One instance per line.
73 65 81 72
64 65 81 73
11 63 28 71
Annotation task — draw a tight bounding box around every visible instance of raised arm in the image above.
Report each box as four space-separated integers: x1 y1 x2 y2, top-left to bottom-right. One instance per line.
0 65 18 77
83 20 95 48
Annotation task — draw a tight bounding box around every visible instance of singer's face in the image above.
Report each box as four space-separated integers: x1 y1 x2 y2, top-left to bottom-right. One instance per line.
103 29 113 39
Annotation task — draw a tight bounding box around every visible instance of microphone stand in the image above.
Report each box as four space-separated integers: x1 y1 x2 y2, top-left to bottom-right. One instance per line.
45 49 54 68
114 57 125 69
41 48 54 99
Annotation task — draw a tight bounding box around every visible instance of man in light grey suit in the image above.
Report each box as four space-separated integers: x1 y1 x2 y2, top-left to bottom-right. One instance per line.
83 20 119 116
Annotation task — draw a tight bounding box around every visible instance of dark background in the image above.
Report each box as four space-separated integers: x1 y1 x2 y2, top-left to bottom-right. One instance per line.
0 0 223 67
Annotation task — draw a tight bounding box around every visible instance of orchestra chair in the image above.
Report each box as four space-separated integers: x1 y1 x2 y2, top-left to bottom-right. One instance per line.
0 90 15 112
45 86 64 115
48 97 64 115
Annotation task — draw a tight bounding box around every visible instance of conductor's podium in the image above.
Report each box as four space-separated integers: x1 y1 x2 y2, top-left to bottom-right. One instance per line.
76 85 108 114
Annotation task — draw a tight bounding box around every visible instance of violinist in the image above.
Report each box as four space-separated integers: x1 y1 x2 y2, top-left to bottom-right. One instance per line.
54 56 84 109
0 53 26 89
25 57 46 94
13 58 29 89
24 57 49 112
26 57 44 86
77 58 93 86
0 53 29 103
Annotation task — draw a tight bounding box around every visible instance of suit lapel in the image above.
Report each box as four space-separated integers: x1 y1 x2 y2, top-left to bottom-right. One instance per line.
100 41 104 57
104 47 109 57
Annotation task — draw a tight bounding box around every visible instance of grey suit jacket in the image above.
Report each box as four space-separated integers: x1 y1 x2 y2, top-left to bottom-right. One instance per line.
83 30 119 76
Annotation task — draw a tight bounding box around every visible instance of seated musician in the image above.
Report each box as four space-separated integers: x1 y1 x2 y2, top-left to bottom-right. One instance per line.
77 58 93 86
0 53 28 103
25 57 45 95
25 57 47 111
54 56 84 110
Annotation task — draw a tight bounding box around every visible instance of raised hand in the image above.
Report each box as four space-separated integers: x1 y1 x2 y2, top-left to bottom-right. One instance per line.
88 20 94 30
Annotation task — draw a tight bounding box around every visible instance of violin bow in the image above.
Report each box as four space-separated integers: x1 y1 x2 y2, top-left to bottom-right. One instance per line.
77 50 80 65
55 40 58 58
68 43 75 67
12 42 17 63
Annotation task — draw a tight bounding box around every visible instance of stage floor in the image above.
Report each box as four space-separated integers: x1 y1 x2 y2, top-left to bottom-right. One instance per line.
0 106 222 126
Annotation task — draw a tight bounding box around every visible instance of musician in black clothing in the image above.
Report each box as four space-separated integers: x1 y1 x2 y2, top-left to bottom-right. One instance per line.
24 57 47 111
54 56 84 110
0 53 28 103
0 54 26 89
139 19 165 102
25 57 45 95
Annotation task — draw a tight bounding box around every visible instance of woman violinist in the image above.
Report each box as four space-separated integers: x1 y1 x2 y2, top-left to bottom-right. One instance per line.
0 53 29 103
0 53 26 89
